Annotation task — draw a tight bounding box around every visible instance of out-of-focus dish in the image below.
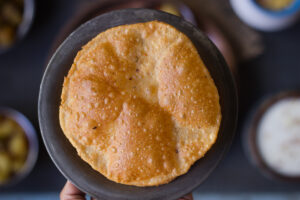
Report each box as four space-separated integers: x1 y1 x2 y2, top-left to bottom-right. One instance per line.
0 0 23 47
0 0 34 53
0 116 28 183
244 91 300 182
0 107 38 186
230 0 300 31
258 97 300 177
256 0 294 11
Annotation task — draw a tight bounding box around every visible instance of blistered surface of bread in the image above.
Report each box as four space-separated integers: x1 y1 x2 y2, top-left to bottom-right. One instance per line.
59 21 221 186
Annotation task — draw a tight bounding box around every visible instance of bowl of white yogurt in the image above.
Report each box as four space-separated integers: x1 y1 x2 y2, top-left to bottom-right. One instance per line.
245 91 300 181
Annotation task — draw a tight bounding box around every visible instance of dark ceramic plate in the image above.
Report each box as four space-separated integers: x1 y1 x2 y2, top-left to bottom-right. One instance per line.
38 9 237 200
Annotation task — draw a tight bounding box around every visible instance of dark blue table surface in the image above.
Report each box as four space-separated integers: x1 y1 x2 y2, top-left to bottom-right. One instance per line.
0 0 300 193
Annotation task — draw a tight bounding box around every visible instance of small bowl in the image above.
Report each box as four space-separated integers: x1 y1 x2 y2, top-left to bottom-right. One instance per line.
230 0 300 31
39 8 238 200
0 0 35 54
0 107 39 187
244 91 300 182
252 0 300 16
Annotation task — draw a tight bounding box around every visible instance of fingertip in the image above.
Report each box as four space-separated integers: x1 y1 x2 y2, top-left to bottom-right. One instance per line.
60 181 86 200
178 193 193 200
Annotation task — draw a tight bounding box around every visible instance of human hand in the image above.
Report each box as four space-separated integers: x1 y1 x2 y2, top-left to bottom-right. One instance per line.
60 181 193 200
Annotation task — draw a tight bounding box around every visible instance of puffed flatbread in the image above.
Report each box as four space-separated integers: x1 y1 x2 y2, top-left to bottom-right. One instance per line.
59 21 221 186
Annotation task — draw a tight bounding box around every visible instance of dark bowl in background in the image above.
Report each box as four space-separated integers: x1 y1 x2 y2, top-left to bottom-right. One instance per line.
38 8 238 200
0 107 39 187
0 0 35 54
243 91 300 182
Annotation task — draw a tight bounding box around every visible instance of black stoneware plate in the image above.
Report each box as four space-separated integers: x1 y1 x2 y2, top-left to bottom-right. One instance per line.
38 8 238 200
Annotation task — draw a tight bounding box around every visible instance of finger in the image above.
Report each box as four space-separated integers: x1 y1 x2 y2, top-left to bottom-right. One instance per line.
60 181 86 200
178 193 193 200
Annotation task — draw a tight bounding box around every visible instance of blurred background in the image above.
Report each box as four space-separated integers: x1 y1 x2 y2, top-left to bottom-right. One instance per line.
0 0 300 199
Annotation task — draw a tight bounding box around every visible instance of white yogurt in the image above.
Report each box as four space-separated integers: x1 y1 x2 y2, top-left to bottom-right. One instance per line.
258 98 300 176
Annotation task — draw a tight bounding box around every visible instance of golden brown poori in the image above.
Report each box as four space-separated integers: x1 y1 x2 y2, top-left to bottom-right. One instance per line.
59 21 221 186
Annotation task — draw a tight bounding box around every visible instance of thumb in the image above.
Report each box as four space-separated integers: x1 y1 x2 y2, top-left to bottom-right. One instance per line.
178 193 193 200
60 181 86 200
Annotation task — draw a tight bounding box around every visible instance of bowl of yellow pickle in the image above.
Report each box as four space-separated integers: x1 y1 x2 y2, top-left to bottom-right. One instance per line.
0 0 35 53
0 107 38 186
230 0 300 31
